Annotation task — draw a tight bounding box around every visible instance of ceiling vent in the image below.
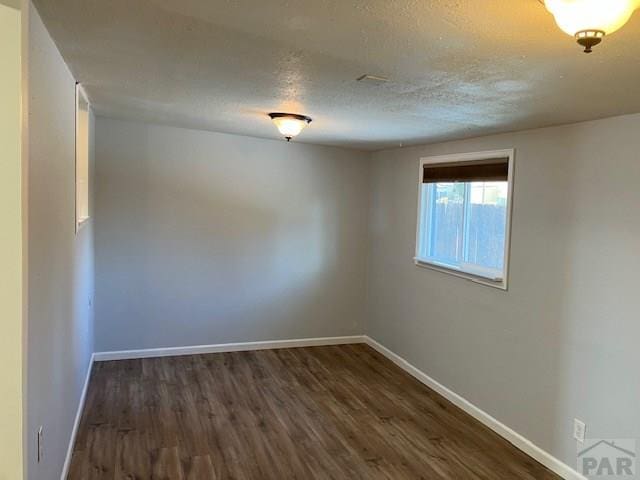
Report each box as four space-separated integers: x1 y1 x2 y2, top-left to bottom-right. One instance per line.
356 74 389 86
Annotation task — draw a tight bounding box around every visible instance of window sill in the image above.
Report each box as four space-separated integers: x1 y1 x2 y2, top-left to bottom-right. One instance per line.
414 257 507 291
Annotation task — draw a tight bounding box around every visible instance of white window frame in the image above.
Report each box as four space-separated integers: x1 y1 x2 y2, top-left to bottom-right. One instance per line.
414 149 515 290
75 83 90 232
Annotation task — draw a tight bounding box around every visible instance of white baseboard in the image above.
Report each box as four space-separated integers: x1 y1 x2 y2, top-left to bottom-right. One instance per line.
93 335 366 362
60 353 95 480
72 335 584 480
364 336 585 480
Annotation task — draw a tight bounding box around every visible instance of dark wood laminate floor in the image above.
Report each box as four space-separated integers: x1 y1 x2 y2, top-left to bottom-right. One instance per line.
69 344 560 479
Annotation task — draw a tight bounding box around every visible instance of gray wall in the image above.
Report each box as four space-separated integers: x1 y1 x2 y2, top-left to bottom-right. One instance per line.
25 3 95 479
94 117 369 352
367 113 640 470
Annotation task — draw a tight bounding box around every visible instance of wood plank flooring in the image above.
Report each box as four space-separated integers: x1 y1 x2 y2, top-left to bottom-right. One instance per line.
68 344 561 479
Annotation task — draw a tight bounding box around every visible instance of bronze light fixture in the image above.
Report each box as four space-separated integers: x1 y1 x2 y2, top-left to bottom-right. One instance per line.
541 0 639 53
268 113 312 141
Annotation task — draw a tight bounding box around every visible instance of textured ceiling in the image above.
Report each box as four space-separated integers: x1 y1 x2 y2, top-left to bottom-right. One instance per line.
34 0 640 150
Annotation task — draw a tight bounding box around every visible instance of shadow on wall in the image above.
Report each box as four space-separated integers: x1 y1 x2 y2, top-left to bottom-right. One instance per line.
549 124 640 465
94 122 366 351
98 174 330 348
366 116 640 475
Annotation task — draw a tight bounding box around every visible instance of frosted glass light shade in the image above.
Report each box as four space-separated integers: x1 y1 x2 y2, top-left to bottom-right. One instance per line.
545 0 639 36
268 113 312 141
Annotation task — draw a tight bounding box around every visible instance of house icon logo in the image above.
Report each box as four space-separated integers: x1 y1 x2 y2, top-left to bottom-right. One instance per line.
578 439 637 478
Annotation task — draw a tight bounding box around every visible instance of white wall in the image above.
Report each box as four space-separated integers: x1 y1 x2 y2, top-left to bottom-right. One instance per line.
94 117 369 352
367 113 640 472
0 3 23 478
25 3 95 478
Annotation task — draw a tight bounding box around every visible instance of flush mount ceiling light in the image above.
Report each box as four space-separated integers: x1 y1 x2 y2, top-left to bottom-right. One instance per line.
268 113 312 142
542 0 640 53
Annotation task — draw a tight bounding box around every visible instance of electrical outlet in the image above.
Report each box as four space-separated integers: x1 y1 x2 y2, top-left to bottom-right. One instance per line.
573 418 586 443
37 426 43 463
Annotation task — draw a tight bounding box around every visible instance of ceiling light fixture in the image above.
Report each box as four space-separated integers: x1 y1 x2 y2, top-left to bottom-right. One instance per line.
542 0 640 53
268 113 312 142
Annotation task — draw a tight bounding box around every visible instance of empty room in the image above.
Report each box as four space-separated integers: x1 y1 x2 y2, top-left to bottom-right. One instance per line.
2 0 640 479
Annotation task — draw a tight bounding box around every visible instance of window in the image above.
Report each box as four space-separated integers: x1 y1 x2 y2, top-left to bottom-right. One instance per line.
415 150 514 289
76 84 90 230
